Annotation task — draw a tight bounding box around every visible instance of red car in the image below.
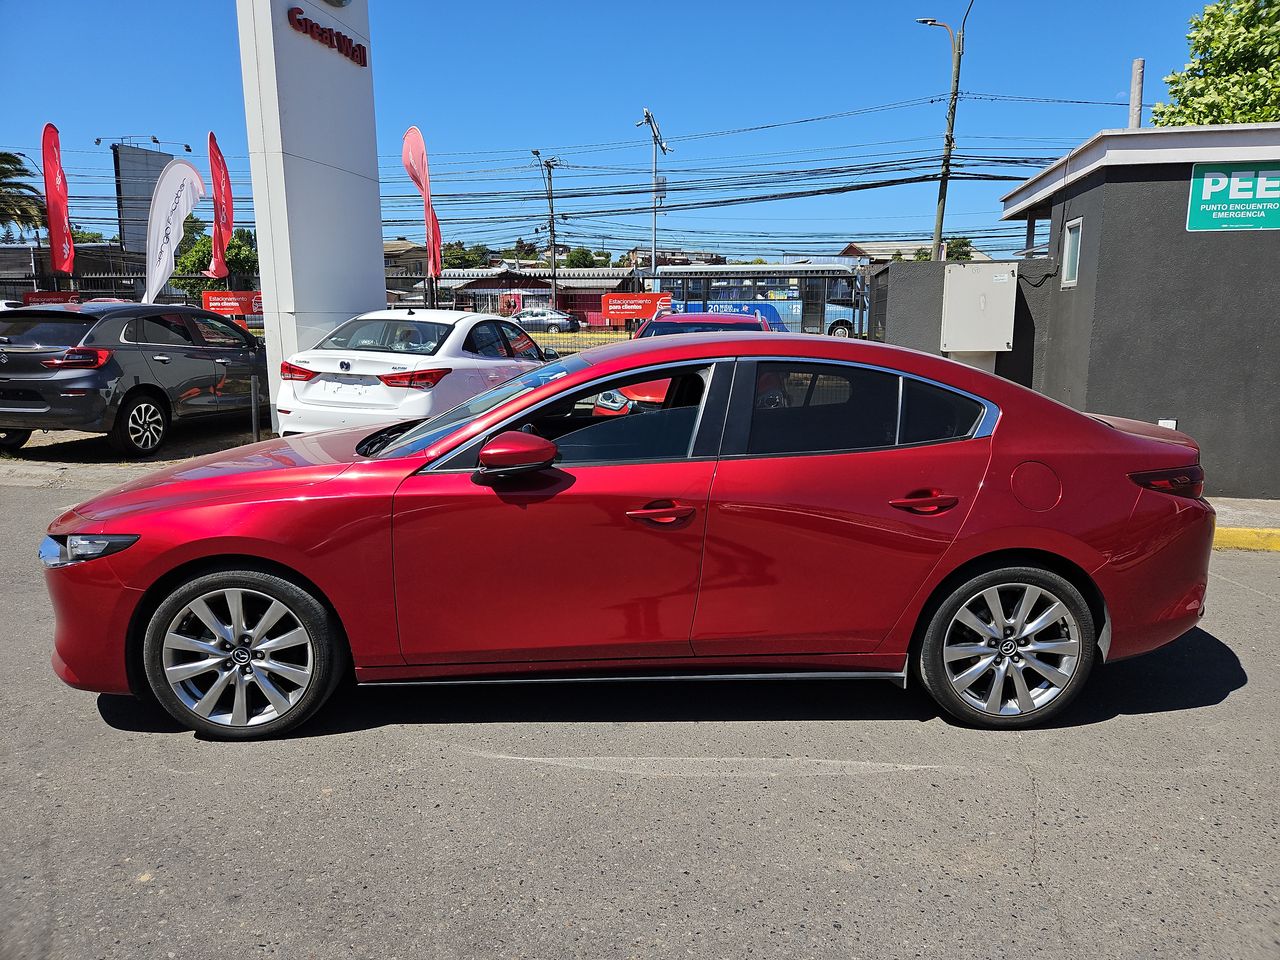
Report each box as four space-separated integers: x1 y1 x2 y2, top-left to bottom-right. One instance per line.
632 312 770 339
43 334 1213 739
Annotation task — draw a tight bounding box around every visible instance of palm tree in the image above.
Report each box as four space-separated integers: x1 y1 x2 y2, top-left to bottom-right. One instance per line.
0 152 44 233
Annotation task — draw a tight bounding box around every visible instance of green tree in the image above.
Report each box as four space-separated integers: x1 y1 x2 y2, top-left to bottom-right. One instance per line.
890 251 905 262
944 236 974 261
0 151 43 232
70 224 105 243
1153 0 1280 125
170 228 259 296
564 246 595 268
913 247 931 261
592 249 611 266
175 214 208 260
1 226 15 244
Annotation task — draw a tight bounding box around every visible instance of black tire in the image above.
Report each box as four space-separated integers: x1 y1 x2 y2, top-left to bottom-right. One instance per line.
827 322 852 338
0 428 31 452
109 392 169 457
546 323 562 334
917 566 1096 729
142 568 346 740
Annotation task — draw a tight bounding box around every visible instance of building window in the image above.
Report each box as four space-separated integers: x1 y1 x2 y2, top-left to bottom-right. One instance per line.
1061 217 1083 289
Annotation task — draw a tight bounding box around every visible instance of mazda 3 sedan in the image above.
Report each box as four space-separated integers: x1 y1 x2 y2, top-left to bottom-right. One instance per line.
43 334 1213 738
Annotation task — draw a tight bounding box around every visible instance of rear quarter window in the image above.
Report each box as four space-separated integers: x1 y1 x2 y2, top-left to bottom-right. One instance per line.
899 379 984 444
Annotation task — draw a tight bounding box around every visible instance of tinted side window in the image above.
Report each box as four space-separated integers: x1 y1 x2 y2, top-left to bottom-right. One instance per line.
500 323 542 362
189 314 247 347
464 321 510 358
139 315 196 346
899 379 983 444
748 362 899 456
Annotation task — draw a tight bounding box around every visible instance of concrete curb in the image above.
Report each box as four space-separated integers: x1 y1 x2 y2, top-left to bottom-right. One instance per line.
1214 527 1280 551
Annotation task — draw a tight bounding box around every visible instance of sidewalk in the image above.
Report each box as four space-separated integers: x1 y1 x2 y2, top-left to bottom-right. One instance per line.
1210 498 1280 551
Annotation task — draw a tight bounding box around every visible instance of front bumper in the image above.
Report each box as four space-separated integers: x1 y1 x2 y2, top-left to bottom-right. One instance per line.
45 545 142 695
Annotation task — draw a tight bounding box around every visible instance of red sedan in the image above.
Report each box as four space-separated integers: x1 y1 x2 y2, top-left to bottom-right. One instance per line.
43 334 1213 738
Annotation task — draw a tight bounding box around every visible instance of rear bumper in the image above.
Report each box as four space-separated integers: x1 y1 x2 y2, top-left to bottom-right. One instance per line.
0 377 112 431
275 383 432 435
1097 491 1215 661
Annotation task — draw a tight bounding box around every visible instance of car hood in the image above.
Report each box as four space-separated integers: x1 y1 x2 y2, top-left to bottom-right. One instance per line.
73 426 376 521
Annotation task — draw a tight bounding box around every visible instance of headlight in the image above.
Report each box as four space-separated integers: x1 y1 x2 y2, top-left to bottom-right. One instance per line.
39 534 139 568
596 390 631 412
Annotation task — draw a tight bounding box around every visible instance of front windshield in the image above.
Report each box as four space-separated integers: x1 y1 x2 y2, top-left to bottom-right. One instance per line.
317 317 451 356
377 353 591 459
640 320 755 337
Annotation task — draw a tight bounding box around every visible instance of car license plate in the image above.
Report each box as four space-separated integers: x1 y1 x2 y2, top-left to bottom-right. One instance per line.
320 376 368 397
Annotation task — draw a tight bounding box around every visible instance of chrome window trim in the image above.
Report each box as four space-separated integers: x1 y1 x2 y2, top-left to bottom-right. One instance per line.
746 354 1000 442
425 357 736 473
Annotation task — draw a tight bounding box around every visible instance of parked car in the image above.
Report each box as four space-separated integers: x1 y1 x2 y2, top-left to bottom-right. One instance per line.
276 310 553 436
1 300 24 311
632 312 770 338
508 307 579 333
0 303 267 456
44 332 1214 739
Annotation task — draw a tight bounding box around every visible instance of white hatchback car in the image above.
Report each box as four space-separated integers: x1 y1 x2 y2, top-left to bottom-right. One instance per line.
276 310 553 435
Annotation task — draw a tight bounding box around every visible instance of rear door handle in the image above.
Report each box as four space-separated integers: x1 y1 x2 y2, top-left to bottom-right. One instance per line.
626 501 696 525
214 358 231 365
889 491 960 515
152 355 171 363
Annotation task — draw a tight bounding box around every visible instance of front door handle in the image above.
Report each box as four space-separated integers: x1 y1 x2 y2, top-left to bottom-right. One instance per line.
214 358 231 365
889 491 960 515
152 354 171 363
626 501 696 525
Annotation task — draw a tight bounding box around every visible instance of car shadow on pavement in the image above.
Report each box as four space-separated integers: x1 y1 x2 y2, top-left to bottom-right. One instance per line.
94 627 1245 738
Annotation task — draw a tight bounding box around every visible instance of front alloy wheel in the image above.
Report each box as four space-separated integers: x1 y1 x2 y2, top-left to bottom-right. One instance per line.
143 570 344 738
918 567 1096 728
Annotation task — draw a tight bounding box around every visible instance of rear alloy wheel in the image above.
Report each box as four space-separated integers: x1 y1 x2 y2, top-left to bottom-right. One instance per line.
918 567 1096 728
546 323 562 334
110 394 168 457
0 428 31 452
143 570 345 739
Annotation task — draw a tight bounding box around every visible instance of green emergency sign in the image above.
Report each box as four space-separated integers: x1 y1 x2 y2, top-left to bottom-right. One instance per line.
1187 161 1280 231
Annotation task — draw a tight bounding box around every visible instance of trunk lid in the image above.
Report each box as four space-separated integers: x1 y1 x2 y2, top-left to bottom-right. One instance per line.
287 350 449 410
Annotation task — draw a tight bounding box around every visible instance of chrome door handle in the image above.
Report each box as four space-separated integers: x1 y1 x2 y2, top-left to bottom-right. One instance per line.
626 501 696 525
214 358 230 365
151 355 171 363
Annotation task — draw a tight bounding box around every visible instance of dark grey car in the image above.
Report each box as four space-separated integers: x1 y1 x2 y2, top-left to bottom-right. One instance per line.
0 303 268 457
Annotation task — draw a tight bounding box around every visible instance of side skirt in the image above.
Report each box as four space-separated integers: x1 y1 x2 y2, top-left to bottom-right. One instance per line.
359 669 909 690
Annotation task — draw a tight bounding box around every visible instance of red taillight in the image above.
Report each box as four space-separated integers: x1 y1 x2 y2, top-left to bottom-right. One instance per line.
280 360 316 381
40 347 112 370
1130 464 1205 499
378 368 451 390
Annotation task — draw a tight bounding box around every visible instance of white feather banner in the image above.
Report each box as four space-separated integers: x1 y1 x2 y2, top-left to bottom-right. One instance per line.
143 159 206 304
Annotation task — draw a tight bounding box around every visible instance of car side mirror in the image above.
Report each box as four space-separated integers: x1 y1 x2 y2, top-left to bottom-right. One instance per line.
476 431 558 479
543 347 559 360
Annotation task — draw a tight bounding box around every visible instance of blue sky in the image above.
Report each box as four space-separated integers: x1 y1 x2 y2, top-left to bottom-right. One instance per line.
1 0 1208 258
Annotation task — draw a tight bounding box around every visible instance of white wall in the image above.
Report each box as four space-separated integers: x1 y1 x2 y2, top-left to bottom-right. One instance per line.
235 0 385 424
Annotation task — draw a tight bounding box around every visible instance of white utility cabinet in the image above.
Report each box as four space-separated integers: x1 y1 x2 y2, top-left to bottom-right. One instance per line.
940 261 1018 353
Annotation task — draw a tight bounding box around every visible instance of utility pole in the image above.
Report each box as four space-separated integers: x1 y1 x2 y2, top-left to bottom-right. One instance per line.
917 0 974 261
1128 58 1145 128
635 108 671 282
532 149 560 311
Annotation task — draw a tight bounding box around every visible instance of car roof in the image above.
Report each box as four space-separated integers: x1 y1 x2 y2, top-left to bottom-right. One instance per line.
353 309 489 326
654 313 764 324
0 302 218 320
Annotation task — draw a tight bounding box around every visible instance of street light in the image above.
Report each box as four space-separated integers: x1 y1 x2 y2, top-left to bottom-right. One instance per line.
916 0 974 261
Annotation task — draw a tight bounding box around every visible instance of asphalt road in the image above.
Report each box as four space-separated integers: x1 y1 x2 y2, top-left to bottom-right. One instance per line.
1 479 1276 960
